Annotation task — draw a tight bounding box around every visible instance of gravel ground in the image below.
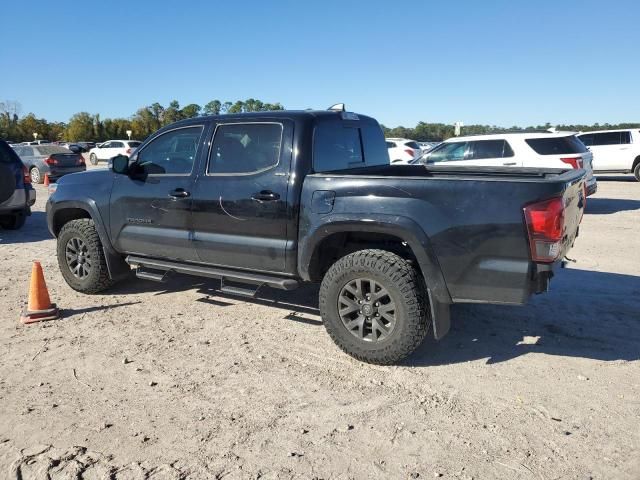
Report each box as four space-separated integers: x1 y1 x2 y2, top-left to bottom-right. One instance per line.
0 172 639 479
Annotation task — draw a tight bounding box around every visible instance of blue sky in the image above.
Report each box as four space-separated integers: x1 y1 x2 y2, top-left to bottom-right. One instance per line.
1 0 639 127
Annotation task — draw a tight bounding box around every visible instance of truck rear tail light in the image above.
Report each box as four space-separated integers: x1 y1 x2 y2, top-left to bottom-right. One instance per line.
523 197 565 263
126 148 132 154
23 165 31 184
44 156 58 166
77 156 85 165
560 157 583 169
404 149 414 157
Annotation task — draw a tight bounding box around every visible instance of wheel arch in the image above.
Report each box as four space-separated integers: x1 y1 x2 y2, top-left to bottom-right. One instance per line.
300 215 453 339
49 201 130 280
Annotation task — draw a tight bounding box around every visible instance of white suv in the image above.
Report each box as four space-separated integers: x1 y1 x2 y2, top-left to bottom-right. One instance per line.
88 139 142 165
420 133 597 195
576 130 640 181
386 138 422 164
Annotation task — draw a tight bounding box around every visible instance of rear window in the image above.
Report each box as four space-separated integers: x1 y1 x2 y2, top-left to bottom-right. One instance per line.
525 136 587 155
35 146 73 155
314 120 388 172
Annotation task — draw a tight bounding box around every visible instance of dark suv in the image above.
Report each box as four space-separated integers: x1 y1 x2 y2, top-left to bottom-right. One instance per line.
0 140 36 229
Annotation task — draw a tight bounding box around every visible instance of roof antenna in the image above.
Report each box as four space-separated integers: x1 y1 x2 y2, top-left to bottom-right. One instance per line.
328 103 345 112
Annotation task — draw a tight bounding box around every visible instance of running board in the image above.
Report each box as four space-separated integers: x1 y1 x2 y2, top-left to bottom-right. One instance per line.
125 256 299 291
135 269 169 282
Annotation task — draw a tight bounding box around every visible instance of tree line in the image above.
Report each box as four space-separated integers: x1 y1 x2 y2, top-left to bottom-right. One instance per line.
0 99 284 143
1 99 638 143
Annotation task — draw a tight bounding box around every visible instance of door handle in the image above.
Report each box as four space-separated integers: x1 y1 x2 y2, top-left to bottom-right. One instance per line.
503 162 517 166
168 188 190 199
252 190 280 202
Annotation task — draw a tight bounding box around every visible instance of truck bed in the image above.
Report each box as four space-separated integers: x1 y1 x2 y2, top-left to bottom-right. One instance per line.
299 165 586 305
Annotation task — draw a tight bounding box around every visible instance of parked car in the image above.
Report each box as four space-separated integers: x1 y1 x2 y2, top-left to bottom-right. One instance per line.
576 129 640 181
419 133 598 196
88 140 142 165
77 142 96 152
47 108 587 364
418 141 440 153
0 140 36 229
59 142 83 153
13 145 86 184
22 140 51 145
386 138 423 164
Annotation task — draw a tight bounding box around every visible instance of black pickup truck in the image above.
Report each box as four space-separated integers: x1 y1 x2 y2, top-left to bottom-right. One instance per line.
47 107 586 364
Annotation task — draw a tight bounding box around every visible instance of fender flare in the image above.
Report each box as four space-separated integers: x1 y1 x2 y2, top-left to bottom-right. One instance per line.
299 214 452 339
47 199 130 281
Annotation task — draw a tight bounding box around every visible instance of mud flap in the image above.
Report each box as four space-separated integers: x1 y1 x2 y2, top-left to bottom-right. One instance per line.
103 247 131 281
428 289 451 340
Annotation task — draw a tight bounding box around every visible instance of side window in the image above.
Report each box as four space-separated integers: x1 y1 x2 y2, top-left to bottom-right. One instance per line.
111 141 124 148
386 141 396 148
101 142 111 148
208 123 282 174
592 132 621 146
428 142 468 162
620 131 631 144
137 126 203 175
470 140 513 159
313 124 363 172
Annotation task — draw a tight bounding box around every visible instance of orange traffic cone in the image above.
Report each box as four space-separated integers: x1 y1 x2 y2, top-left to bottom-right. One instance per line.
43 174 50 186
20 262 60 324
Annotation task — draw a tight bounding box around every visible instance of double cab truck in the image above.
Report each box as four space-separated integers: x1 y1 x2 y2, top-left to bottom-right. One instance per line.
47 106 587 364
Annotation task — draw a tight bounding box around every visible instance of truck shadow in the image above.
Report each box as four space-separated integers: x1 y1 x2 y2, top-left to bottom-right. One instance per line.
585 198 640 214
406 268 640 366
112 267 640 367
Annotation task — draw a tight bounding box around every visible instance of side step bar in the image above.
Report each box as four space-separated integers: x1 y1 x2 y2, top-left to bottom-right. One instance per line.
126 255 299 291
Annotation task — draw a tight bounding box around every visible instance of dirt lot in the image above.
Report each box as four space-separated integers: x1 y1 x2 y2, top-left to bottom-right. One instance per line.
1 173 639 479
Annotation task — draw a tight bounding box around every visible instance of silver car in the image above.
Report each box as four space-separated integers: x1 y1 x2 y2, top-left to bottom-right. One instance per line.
12 145 86 184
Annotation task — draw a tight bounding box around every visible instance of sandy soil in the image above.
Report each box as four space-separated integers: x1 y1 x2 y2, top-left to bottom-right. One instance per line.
0 172 639 479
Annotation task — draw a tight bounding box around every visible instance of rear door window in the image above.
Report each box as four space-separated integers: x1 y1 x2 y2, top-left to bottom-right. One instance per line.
111 141 125 148
208 123 282 174
405 141 421 149
469 139 514 159
525 136 588 155
591 132 622 146
427 142 468 162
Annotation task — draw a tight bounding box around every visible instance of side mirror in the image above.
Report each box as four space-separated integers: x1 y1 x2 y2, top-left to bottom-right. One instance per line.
111 154 130 174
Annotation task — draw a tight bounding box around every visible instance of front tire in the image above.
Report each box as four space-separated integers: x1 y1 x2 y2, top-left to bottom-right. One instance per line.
30 167 42 184
89 153 98 165
57 219 116 293
319 249 430 365
634 161 640 182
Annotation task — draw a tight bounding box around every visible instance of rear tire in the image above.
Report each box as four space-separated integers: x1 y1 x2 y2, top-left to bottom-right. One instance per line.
0 211 27 230
30 167 42 184
319 249 430 365
89 153 98 165
634 161 640 182
57 219 116 293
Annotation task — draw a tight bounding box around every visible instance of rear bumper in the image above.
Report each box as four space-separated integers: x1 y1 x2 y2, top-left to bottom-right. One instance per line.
48 167 86 179
0 188 32 213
